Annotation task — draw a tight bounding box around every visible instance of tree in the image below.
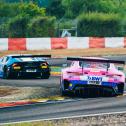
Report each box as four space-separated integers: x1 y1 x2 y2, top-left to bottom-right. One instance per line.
28 16 56 37
62 0 83 18
19 2 46 17
0 2 47 37
77 13 123 37
8 14 29 37
47 0 65 18
61 0 126 18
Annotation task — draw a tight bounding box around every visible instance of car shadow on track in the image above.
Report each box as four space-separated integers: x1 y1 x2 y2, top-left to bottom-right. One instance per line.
7 76 49 80
5 75 58 80
68 94 117 99
67 89 117 98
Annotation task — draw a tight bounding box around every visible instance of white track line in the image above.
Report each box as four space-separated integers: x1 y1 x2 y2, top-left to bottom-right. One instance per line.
1 111 126 125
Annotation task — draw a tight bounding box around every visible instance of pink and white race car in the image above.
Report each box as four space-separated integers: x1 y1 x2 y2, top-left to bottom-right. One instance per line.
60 57 125 96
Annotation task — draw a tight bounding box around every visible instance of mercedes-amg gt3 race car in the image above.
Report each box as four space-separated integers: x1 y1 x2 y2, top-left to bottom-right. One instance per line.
0 54 51 79
60 57 125 96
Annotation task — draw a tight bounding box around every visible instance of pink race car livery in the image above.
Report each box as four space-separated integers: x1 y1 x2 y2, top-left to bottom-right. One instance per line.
60 57 125 96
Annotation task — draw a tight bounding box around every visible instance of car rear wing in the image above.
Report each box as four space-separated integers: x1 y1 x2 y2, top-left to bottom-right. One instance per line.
67 57 125 64
67 57 125 71
12 55 51 58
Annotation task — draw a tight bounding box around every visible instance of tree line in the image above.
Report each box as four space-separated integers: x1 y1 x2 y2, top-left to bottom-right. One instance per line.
0 0 126 37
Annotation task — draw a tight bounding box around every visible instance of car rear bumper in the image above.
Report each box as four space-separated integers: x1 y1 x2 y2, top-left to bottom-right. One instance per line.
62 80 119 96
11 68 50 77
64 84 117 96
68 80 118 89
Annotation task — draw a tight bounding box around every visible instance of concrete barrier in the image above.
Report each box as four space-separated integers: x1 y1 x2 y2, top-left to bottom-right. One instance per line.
0 37 126 50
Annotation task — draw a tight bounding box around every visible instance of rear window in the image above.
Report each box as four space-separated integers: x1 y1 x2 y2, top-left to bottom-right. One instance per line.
14 57 39 62
79 61 109 69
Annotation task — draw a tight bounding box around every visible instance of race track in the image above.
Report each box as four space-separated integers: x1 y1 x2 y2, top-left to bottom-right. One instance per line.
0 56 126 124
0 76 59 88
1 95 126 124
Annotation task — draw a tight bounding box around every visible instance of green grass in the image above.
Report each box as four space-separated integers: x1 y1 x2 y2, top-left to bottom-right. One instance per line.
6 122 52 126
51 66 61 72
6 121 68 126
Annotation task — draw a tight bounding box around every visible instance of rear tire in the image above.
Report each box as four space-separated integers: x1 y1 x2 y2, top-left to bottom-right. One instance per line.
41 72 50 79
117 83 124 95
60 80 72 96
60 87 69 96
60 78 67 96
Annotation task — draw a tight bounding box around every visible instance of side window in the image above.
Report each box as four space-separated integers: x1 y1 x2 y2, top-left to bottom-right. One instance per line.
6 57 9 62
2 57 9 63
71 61 74 67
79 61 82 67
1 57 4 62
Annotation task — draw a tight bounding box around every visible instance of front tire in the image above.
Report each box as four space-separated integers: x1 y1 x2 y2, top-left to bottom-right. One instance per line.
3 66 11 79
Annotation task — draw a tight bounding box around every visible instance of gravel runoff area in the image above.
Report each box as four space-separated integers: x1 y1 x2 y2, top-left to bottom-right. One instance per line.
5 113 126 126
0 86 59 102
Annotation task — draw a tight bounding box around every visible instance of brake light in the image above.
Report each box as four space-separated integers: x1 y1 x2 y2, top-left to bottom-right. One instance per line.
12 63 21 69
40 62 48 68
12 63 18 67
84 72 88 74
107 74 121 79
67 71 82 75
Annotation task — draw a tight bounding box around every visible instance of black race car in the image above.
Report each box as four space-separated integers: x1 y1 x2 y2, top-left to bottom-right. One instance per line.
0 54 51 79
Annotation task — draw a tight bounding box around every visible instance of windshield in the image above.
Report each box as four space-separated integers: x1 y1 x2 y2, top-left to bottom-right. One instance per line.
79 61 109 69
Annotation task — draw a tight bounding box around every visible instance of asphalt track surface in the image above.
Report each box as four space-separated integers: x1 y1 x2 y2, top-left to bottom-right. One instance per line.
1 55 126 124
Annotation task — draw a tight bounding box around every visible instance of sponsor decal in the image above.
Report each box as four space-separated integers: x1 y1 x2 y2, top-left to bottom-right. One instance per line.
87 76 102 81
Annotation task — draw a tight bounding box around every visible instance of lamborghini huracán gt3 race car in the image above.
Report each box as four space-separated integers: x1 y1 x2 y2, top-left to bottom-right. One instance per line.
0 54 51 79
